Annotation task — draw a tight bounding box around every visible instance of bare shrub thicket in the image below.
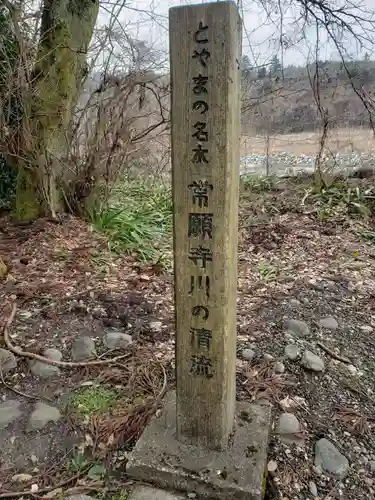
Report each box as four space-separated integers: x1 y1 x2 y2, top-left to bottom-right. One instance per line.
67 70 170 213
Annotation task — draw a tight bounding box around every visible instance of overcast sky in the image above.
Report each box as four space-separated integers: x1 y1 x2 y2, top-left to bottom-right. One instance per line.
98 0 374 70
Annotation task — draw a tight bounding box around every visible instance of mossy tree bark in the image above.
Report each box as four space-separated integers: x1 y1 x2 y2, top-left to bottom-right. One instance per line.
15 0 99 220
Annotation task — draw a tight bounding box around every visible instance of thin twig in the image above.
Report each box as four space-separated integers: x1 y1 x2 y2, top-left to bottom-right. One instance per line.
3 304 131 368
316 341 351 364
0 467 90 499
0 361 48 401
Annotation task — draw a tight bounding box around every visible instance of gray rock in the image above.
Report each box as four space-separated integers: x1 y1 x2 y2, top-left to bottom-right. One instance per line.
71 337 96 361
242 348 255 361
267 460 278 472
369 461 375 473
289 299 301 308
149 321 163 332
27 402 61 431
277 412 302 444
0 348 17 373
29 360 60 378
274 361 285 374
318 317 339 330
285 344 301 360
315 438 349 478
347 364 357 375
29 347 62 378
309 481 318 497
263 353 274 361
104 331 133 349
284 319 310 337
301 350 325 372
0 400 22 429
44 348 63 362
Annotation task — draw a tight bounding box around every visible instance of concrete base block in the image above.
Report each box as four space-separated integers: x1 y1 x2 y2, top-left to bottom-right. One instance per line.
126 391 271 500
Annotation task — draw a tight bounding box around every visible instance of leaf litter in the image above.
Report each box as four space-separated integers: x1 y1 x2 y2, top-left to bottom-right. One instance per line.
0 177 375 498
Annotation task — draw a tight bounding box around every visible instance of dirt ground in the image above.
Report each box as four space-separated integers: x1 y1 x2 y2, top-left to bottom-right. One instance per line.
1 177 375 499
241 127 375 156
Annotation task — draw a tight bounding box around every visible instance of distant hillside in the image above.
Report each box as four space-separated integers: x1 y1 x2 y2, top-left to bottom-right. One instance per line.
242 59 375 135
78 60 375 140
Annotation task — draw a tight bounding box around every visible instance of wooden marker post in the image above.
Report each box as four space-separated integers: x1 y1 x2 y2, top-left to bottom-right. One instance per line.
169 2 242 451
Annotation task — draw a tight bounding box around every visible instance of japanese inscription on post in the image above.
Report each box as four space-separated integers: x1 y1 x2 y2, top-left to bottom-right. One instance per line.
188 20 214 379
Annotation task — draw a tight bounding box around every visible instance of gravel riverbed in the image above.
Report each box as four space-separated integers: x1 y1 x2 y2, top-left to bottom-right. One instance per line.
240 151 375 177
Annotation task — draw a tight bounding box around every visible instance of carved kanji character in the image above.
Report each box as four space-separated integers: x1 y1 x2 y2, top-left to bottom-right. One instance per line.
190 327 212 350
188 180 213 207
188 213 213 239
192 144 209 164
190 355 213 378
192 121 208 142
188 246 213 269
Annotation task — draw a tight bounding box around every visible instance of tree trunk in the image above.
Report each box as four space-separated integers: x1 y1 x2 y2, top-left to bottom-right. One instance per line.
15 0 99 220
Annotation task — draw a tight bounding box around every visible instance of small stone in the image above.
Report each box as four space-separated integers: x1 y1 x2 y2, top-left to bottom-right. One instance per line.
29 359 60 378
285 344 301 360
264 353 274 361
149 321 163 332
301 350 325 372
187 494 197 499
309 481 318 497
360 325 373 333
318 317 339 330
44 348 63 362
65 496 96 500
274 361 285 374
284 319 310 337
347 364 357 375
104 331 133 349
315 438 349 478
27 402 61 431
0 348 17 373
290 299 301 308
267 460 278 473
29 347 62 378
30 454 38 464
277 412 302 444
242 348 255 361
12 473 33 482
0 400 22 429
71 337 96 361
312 465 322 476
370 461 375 472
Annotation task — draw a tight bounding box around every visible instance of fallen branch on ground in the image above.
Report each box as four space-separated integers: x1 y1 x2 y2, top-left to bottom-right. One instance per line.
316 341 351 364
3 303 131 367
